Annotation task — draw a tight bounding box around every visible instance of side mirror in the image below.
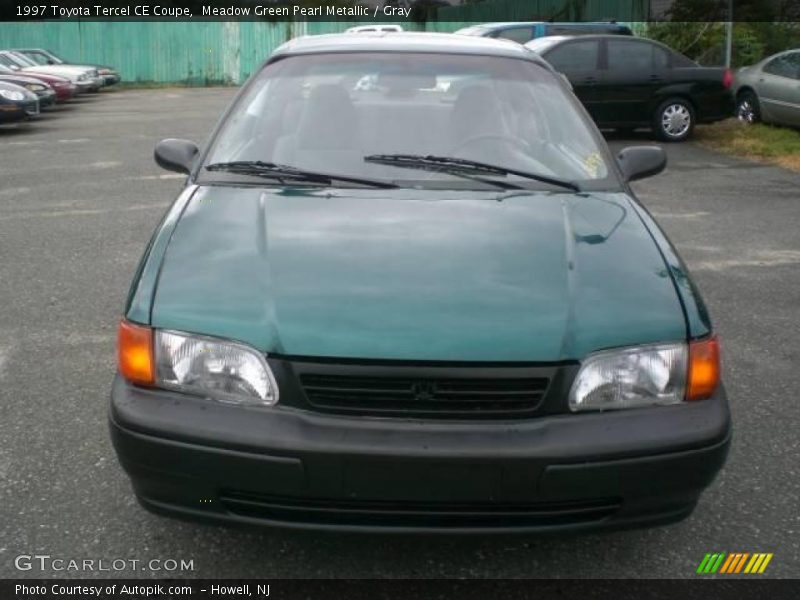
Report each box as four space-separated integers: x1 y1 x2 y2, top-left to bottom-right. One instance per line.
616 146 667 183
154 139 199 175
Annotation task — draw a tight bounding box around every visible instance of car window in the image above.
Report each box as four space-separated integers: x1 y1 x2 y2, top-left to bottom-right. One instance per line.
607 40 656 72
0 53 22 69
763 54 798 78
524 37 565 54
789 53 800 79
670 51 697 68
10 52 37 67
493 27 533 44
776 52 800 80
546 25 631 36
205 52 612 189
654 46 670 70
545 41 600 71
23 51 49 65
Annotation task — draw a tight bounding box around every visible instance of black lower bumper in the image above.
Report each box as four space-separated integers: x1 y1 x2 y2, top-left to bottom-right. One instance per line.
110 375 731 533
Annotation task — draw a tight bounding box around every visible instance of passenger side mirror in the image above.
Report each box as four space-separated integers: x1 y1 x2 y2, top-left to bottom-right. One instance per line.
154 139 199 175
616 146 667 182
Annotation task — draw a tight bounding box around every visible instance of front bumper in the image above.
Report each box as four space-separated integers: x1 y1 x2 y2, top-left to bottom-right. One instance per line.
22 98 39 117
0 103 26 123
53 85 76 102
36 90 56 109
110 375 731 533
74 80 98 94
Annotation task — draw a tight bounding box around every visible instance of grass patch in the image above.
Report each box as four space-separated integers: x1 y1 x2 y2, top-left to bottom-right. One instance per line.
695 119 800 171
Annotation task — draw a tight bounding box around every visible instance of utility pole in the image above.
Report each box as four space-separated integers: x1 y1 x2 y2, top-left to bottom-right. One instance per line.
725 0 733 67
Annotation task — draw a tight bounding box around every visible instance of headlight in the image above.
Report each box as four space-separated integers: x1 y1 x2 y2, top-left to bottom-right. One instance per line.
569 342 688 412
155 330 278 406
0 89 25 101
78 73 88 81
25 84 45 91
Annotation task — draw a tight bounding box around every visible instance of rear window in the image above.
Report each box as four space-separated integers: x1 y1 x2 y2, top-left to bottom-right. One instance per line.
545 24 632 36
493 27 534 44
671 51 697 68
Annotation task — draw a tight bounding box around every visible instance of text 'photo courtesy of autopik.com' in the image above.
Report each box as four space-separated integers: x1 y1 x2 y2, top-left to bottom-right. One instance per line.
1 0 798 597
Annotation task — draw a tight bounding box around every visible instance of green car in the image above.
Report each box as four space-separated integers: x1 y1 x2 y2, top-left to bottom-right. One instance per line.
110 32 730 532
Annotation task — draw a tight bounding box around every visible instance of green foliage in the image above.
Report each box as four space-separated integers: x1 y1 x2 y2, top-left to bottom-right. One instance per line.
647 0 800 66
646 21 800 67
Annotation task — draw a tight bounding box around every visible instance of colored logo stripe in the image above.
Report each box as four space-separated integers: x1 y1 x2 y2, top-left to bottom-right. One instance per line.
698 553 773 574
697 553 726 574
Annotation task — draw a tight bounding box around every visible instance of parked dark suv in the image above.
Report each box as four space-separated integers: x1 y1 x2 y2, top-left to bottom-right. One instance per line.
527 35 734 141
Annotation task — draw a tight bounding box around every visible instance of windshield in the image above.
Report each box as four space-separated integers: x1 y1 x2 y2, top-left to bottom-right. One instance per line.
10 52 37 67
22 51 50 66
0 53 23 69
205 52 611 190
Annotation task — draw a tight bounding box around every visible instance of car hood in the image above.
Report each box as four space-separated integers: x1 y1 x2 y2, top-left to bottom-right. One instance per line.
0 74 49 87
149 186 686 362
22 66 88 78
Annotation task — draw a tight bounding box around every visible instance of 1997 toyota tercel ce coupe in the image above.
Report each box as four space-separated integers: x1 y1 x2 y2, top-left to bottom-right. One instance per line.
111 33 731 533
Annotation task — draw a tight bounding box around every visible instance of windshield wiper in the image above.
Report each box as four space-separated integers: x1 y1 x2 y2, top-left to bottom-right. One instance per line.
364 154 580 192
205 161 397 189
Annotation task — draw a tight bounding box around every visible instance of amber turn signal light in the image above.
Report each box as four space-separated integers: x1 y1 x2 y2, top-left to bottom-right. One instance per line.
687 336 720 401
117 319 154 385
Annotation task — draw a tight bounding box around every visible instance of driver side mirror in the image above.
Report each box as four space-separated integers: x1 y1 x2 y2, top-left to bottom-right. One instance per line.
616 146 667 183
154 139 199 175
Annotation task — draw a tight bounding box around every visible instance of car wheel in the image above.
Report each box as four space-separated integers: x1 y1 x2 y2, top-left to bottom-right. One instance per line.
736 91 761 124
654 99 695 142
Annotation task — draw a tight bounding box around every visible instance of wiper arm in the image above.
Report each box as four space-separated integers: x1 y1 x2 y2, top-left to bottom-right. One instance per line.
205 161 397 189
364 154 580 192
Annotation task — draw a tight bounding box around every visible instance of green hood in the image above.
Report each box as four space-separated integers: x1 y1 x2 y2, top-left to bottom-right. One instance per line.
148 186 686 362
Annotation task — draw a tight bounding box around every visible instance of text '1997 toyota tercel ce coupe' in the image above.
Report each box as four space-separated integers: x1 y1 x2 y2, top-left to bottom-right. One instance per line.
110 33 731 533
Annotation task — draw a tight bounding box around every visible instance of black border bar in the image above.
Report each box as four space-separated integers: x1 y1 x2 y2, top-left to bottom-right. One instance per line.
4 579 800 600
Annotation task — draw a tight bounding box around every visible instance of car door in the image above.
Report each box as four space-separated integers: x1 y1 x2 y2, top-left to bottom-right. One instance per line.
596 38 663 126
541 39 602 120
758 52 800 126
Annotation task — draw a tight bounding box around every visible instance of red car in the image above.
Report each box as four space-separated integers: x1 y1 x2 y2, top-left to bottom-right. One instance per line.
0 64 75 102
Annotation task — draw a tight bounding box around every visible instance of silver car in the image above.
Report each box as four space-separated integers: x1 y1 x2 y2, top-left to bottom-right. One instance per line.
734 49 800 126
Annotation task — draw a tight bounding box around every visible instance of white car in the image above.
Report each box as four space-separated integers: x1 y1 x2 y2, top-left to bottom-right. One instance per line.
345 25 403 33
0 51 102 93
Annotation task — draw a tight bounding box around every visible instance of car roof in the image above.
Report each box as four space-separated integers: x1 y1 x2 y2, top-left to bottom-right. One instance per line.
271 32 549 64
468 22 629 30
532 34 651 42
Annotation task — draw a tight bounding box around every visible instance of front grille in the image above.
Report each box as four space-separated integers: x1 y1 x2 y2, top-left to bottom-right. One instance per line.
299 373 549 418
220 491 620 529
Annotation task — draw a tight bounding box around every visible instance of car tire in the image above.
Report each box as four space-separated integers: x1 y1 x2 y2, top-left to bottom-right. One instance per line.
736 91 761 124
653 98 695 142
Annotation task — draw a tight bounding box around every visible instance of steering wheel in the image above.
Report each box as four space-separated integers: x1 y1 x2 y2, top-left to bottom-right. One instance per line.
449 133 531 156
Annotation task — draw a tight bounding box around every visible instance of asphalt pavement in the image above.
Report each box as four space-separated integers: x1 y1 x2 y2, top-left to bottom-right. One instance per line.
0 88 798 578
